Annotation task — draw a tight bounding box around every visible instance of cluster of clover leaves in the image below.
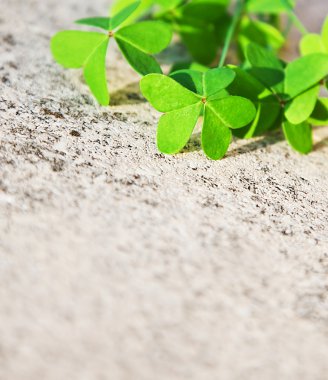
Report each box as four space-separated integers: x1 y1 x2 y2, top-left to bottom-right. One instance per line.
51 0 328 160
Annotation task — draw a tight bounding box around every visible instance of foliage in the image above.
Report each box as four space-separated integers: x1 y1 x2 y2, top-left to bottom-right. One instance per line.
51 1 172 105
141 68 256 159
51 0 328 160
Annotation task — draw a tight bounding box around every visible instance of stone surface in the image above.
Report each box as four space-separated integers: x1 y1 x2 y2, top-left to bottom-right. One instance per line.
0 1 328 379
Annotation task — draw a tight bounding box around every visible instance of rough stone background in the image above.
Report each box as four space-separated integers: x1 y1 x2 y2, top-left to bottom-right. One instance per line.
0 1 328 379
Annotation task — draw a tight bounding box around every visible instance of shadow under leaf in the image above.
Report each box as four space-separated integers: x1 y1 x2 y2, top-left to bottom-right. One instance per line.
181 131 284 157
156 41 191 67
181 132 202 153
110 81 146 106
313 136 328 151
227 132 284 157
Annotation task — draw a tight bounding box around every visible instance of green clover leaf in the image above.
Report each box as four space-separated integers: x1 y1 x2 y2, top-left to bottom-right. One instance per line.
245 42 328 154
246 0 295 14
202 96 257 159
50 1 172 105
238 16 285 54
75 17 112 30
227 66 281 138
246 42 285 95
300 16 328 55
282 121 312 154
157 0 230 65
122 0 224 64
110 0 179 26
284 85 320 125
308 98 328 126
140 68 256 160
284 53 328 99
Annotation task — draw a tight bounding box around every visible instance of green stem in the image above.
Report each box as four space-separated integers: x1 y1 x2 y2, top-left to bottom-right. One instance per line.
218 0 244 68
280 0 308 35
288 12 308 35
282 16 293 38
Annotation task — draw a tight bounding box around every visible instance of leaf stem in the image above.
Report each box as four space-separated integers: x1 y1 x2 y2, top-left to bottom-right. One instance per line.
280 0 308 35
287 11 308 35
218 0 244 68
282 16 293 38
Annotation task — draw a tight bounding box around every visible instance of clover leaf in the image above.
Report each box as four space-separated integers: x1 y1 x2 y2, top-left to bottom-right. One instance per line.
111 0 181 24
245 0 295 14
282 121 312 154
157 0 230 65
245 42 285 95
227 66 282 139
284 53 328 99
300 16 328 56
238 16 285 55
51 1 172 105
111 0 157 26
309 98 328 126
140 68 256 160
284 85 320 125
245 42 328 154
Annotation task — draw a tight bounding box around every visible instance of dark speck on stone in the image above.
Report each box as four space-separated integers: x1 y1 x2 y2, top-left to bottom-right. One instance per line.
70 130 81 137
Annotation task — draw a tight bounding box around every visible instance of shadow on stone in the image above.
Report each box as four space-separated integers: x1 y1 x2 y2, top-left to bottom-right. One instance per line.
181 131 284 156
181 132 202 153
313 137 328 151
227 132 284 158
110 81 146 106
